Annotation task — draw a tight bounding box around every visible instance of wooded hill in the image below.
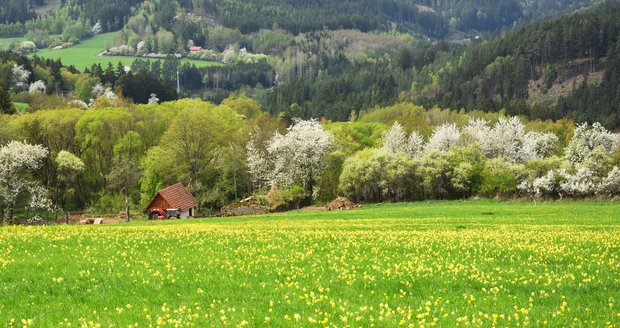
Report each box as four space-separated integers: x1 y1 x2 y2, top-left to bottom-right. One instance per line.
1 0 620 130
408 1 620 128
1 0 601 38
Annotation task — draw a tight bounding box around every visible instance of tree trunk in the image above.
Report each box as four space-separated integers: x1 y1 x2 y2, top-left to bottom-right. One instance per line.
124 189 131 222
233 169 238 200
7 203 14 225
304 176 314 207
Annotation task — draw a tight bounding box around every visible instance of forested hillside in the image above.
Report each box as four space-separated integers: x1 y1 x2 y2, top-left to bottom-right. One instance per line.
0 0 601 38
1 0 619 128
407 1 620 128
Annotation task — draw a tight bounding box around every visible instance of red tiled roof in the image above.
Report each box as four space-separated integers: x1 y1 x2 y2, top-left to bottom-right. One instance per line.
145 182 198 212
189 46 203 51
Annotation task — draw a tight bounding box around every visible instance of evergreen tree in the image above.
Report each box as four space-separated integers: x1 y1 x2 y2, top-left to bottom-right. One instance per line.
0 82 15 115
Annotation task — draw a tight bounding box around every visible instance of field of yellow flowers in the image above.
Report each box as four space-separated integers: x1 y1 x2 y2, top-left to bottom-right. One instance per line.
1 200 620 327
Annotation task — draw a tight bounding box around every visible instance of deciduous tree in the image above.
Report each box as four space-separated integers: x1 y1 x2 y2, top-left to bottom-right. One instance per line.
0 141 52 222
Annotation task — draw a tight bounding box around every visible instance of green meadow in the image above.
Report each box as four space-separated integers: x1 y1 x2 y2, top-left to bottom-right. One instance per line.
30 32 221 70
0 37 24 51
1 200 619 327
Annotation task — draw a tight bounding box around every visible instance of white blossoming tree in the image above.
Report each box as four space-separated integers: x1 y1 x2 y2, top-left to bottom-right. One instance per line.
247 119 331 203
406 131 424 158
11 64 30 92
522 132 559 160
464 116 558 162
91 83 105 97
463 117 491 145
561 149 613 196
91 21 103 35
0 141 53 222
519 169 567 198
380 122 407 154
598 166 620 196
28 80 46 95
425 123 461 153
564 122 619 165
148 93 160 105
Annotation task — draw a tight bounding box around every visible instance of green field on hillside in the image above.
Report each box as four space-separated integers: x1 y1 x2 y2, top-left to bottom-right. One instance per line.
31 33 222 70
0 37 24 51
1 200 619 326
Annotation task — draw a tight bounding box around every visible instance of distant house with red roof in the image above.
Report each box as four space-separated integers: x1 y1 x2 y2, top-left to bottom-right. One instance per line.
143 182 198 219
189 46 203 52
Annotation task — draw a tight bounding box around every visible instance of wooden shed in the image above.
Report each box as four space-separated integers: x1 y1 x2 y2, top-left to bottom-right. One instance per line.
143 182 198 218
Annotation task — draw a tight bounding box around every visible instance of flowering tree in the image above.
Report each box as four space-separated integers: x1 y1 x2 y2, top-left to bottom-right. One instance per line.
28 80 46 95
247 119 331 202
560 167 598 196
522 132 559 160
0 141 53 222
465 117 558 162
406 131 424 158
91 83 106 98
560 149 613 196
565 122 619 164
148 93 160 105
424 123 461 153
519 169 567 198
91 21 102 35
598 166 620 196
11 64 30 92
380 122 407 153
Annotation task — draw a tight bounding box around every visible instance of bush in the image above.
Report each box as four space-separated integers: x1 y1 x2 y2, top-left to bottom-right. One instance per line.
266 186 306 211
415 150 453 199
339 149 416 203
480 158 525 197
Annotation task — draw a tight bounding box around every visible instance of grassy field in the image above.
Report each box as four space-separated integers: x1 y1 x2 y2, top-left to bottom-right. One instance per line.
32 32 222 70
0 37 24 51
12 102 29 113
1 200 619 327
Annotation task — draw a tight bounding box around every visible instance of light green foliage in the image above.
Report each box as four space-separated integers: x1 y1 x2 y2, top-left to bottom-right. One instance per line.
581 148 613 178
359 102 498 137
480 158 525 196
1 201 620 326
140 146 176 206
73 74 99 101
147 100 243 208
325 122 386 156
55 150 85 217
220 93 263 119
415 150 453 199
55 150 85 173
339 149 416 202
113 131 144 160
156 28 175 54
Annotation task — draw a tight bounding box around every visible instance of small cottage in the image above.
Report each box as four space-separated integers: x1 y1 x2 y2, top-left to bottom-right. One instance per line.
143 182 198 219
189 46 203 52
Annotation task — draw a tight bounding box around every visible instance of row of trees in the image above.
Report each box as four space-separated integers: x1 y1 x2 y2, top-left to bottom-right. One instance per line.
0 96 272 222
338 119 619 202
246 114 619 206
1 98 619 223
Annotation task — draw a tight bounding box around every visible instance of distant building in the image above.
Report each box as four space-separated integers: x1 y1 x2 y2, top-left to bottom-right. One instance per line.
143 182 198 219
189 46 203 52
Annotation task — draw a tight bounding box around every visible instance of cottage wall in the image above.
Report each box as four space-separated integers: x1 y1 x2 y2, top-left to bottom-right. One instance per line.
148 194 171 210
